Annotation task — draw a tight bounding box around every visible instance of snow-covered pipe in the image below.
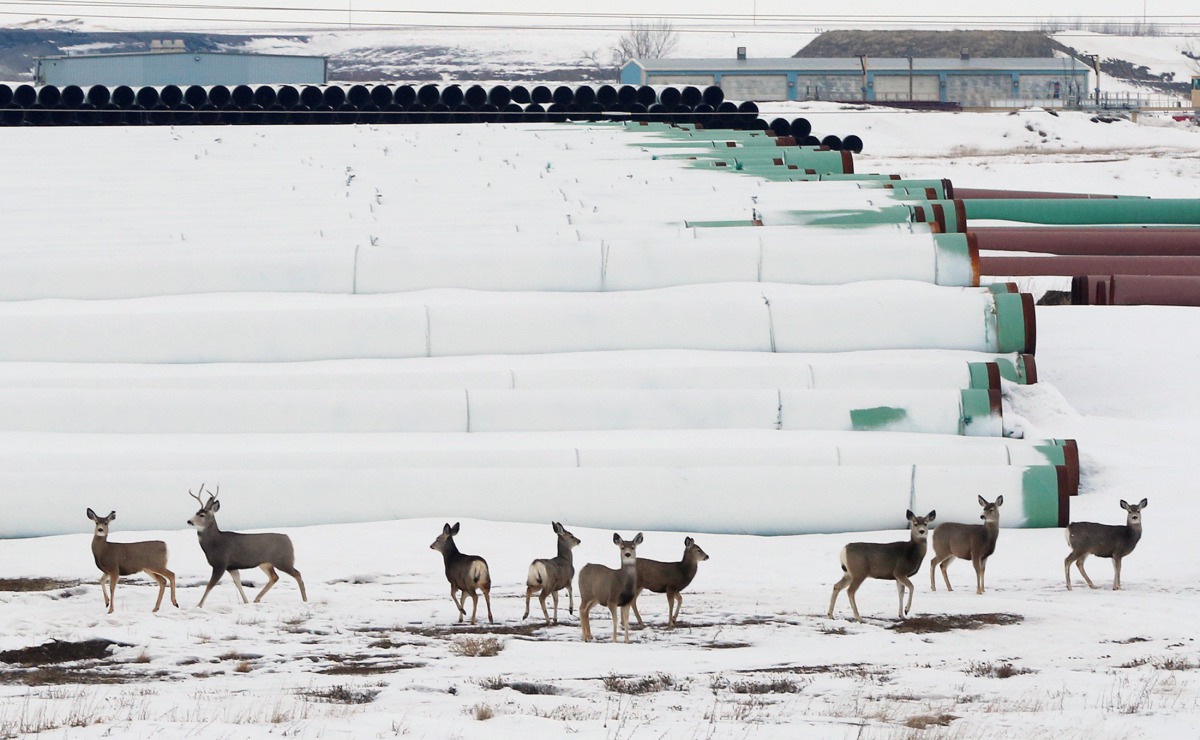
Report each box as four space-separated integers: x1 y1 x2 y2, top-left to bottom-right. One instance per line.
0 464 1068 538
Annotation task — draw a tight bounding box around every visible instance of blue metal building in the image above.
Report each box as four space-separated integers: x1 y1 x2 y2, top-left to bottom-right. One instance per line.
620 56 1090 107
34 50 327 87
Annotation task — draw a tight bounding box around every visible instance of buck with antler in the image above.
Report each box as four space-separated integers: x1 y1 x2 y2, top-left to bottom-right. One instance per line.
186 484 307 608
87 508 178 614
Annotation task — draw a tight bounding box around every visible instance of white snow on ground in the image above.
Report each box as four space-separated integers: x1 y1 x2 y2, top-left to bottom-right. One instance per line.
1 109 1199 737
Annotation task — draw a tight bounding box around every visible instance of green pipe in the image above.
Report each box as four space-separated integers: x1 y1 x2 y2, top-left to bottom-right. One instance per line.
1021 466 1068 527
967 362 998 390
991 353 1036 385
961 198 1200 225
960 389 1002 436
993 292 1036 354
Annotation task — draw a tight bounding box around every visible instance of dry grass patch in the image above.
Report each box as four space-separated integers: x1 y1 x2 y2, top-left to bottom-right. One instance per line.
0 578 81 592
603 672 679 695
966 661 1035 679
301 684 382 704
728 676 806 694
449 636 503 657
1120 656 1197 670
905 713 960 729
890 613 1023 634
470 703 495 721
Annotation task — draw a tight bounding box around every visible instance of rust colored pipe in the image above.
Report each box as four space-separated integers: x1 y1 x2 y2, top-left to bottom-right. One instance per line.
972 227 1200 256
1108 275 1200 306
981 255 1200 277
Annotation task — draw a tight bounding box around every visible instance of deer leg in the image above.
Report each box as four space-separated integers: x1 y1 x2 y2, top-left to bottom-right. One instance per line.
974 556 986 595
580 599 593 641
940 555 956 592
620 604 632 643
228 570 251 603
522 586 534 620
160 567 179 608
828 573 851 619
197 567 225 608
550 589 560 624
567 582 574 616
277 565 306 602
99 574 111 609
897 575 917 618
106 572 119 614
254 565 280 603
609 604 620 643
449 585 465 621
631 588 645 627
1064 553 1078 590
845 577 865 623
1112 556 1123 590
148 571 167 612
466 588 480 625
1075 555 1098 589
482 585 493 624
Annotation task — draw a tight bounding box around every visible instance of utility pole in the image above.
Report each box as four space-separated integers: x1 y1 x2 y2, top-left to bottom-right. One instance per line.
856 53 869 102
1085 53 1101 106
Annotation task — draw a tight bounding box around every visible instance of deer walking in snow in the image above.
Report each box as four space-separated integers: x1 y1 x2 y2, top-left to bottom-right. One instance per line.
1065 498 1148 591
430 522 493 624
579 532 643 643
631 536 709 628
186 485 307 608
523 522 581 625
87 508 178 614
828 510 936 623
929 495 1004 594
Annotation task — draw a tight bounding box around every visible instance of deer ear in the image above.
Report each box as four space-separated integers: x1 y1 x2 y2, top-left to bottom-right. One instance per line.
108 511 116 521
633 533 644 545
1120 499 1130 510
927 510 937 522
612 532 622 545
209 500 220 513
1139 498 1148 508
552 522 562 533
450 522 460 536
86 508 97 521
995 495 1004 507
906 509 915 522
977 495 987 507
685 536 694 546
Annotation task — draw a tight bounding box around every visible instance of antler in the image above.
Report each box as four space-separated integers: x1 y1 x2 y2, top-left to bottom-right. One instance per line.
188 482 207 505
202 483 220 503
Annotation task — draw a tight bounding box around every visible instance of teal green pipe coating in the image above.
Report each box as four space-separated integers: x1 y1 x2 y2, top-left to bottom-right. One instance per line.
1021 466 1066 527
962 198 1200 225
994 293 1033 354
960 389 998 434
967 362 994 390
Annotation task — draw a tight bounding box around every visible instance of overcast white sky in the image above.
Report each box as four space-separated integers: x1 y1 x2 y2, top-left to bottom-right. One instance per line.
2 0 1198 33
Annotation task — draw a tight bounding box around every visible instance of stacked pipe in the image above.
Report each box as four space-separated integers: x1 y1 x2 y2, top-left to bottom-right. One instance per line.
0 117 1071 536
0 82 856 142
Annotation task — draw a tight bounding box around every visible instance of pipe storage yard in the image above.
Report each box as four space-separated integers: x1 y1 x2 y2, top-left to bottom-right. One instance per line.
19 99 1200 537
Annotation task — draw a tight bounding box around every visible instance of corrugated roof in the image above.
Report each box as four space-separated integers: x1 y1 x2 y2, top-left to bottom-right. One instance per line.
626 57 1086 73
35 50 325 62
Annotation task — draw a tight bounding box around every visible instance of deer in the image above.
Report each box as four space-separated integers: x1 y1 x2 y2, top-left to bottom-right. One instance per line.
578 532 643 643
86 508 178 614
631 536 709 628
929 495 1004 594
1065 498 1148 591
828 510 936 623
430 522 493 624
523 522 581 625
186 484 307 608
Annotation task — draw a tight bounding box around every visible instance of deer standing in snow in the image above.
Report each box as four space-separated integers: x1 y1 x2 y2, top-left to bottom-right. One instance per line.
929 495 1003 594
828 510 936 623
1065 498 1147 590
578 532 643 642
523 522 581 625
631 536 709 628
430 522 493 624
87 508 178 614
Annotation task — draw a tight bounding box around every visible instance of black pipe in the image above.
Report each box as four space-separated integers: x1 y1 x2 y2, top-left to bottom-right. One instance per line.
172 103 196 125
427 102 450 121
1 104 24 126
381 103 407 124
464 85 488 108
487 85 511 107
347 84 371 108
749 118 770 131
842 134 864 153
647 103 668 123
477 102 499 123
552 85 574 106
110 85 135 108
184 85 207 108
405 103 428 123
14 84 37 107
219 103 242 125
502 102 523 120
323 86 347 108
26 103 50 125
587 102 606 122
370 84 393 107
692 102 715 126
241 103 264 123
76 102 98 125
265 103 287 124
790 117 812 138
50 104 74 125
100 103 123 125
0 84 12 106
335 103 358 124
147 103 171 125
135 86 159 108
658 86 682 108
61 85 85 108
231 85 255 108
299 85 323 109
276 85 300 108
197 104 220 125
85 84 110 107
253 85 277 107
820 134 843 150
596 84 618 107
394 85 417 107
636 85 657 107
287 104 312 125
208 85 231 108
702 85 725 107
573 85 596 108
530 85 552 104
617 84 639 107
311 104 333 124
546 102 568 122
452 103 477 123
358 104 381 124
160 85 184 107
37 85 61 106
417 84 440 107
509 85 531 104
736 100 759 125
627 102 648 121
716 101 739 128
439 85 464 108
769 117 792 137
523 102 546 122
680 86 702 107
800 135 821 147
